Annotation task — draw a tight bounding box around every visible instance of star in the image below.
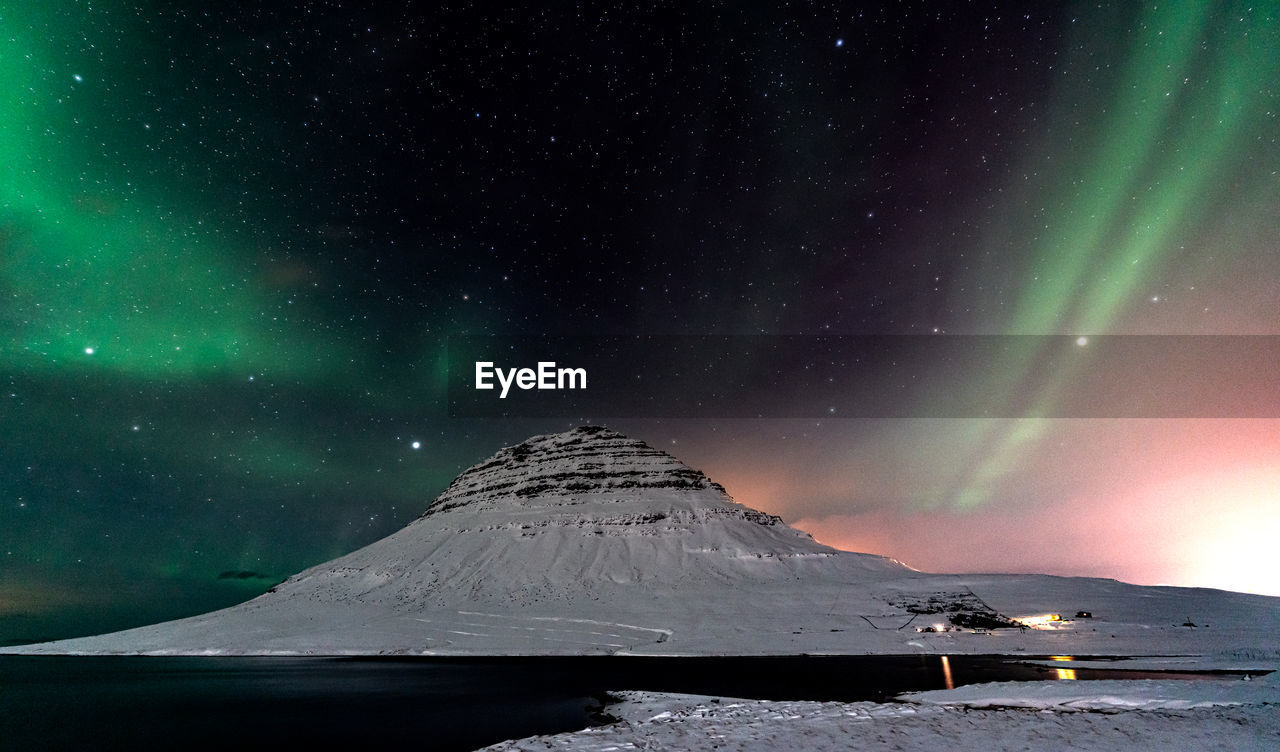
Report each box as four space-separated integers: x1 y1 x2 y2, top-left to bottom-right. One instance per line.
411 441 421 450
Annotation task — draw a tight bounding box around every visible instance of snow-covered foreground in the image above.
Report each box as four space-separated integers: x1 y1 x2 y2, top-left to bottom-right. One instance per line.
902 674 1279 710
483 675 1280 751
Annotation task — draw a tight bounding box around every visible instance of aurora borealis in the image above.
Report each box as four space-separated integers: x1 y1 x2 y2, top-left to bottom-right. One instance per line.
2 1 1278 643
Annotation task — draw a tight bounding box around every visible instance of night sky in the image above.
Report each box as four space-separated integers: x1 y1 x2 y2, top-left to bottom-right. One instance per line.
3 1 1278 644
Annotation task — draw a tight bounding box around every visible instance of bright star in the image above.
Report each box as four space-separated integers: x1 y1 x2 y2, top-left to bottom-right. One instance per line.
84 347 94 355
411 441 421 450
835 39 844 47
73 74 83 82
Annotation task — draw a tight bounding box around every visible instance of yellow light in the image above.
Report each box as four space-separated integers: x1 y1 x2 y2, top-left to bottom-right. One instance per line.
1013 614 1069 630
1055 668 1077 680
940 655 955 690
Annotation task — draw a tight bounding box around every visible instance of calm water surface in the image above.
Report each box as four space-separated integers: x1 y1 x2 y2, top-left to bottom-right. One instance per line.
0 655 1216 750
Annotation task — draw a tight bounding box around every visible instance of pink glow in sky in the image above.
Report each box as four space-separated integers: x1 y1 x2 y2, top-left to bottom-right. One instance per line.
691 418 1280 597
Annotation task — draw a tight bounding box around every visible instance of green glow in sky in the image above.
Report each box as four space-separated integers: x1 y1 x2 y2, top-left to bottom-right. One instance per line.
948 0 1279 509
1005 1 1279 335
0 3 410 602
0 2 357 381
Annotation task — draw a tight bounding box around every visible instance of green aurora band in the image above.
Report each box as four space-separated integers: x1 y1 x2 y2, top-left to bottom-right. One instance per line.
0 2 359 380
947 0 1280 509
1 3 461 593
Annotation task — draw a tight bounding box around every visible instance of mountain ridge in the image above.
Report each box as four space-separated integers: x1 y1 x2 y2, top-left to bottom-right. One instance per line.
4 426 1277 661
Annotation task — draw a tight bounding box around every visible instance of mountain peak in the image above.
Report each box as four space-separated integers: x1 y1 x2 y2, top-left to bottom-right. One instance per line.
423 425 731 518
1 428 923 655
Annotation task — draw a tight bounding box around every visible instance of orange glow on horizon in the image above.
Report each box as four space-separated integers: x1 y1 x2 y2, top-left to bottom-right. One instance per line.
783 462 1280 598
703 421 1280 597
1150 467 1280 596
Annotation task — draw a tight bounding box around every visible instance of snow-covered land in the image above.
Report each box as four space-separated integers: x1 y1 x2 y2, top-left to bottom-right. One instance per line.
901 674 1280 710
5 426 1278 663
482 676 1280 751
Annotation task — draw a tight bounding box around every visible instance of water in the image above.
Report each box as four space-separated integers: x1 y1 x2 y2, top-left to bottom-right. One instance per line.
0 655 1216 750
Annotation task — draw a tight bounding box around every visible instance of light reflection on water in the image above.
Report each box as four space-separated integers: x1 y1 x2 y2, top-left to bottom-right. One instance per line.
1049 655 1078 680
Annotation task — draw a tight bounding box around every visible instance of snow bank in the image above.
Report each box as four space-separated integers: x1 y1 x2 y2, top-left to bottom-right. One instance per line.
481 684 1280 751
899 672 1280 710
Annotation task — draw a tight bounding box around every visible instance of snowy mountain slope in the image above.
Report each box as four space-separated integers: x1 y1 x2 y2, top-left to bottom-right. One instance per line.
5 426 1278 659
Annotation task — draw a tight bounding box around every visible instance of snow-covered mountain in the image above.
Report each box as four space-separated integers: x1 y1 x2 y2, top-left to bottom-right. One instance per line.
5 426 1278 660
